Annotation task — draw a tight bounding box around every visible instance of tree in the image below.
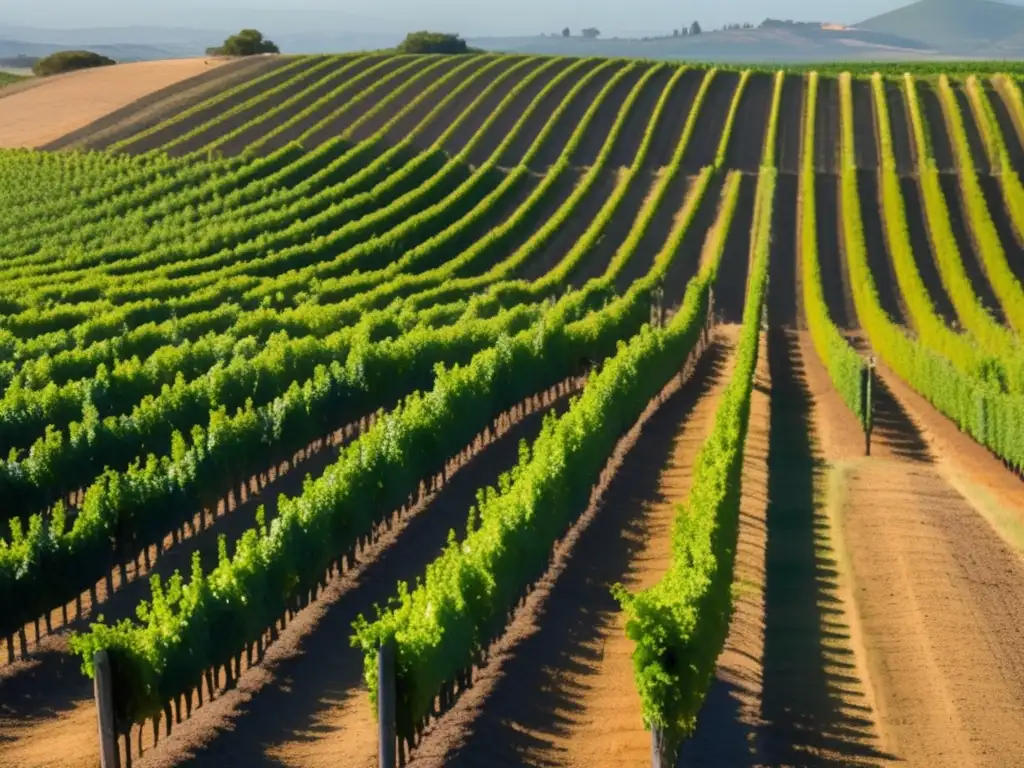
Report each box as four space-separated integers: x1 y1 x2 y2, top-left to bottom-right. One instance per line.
562 27 571 37
673 28 679 37
396 31 473 54
207 29 279 56
32 50 115 77
689 21 703 36
581 27 601 39
681 27 689 36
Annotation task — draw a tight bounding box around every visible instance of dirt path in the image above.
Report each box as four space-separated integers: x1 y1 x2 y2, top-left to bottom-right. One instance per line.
917 80 956 173
775 73 805 175
681 70 740 171
815 76 840 174
0 59 234 149
405 329 737 768
726 72 773 171
680 318 770 767
882 79 916 176
852 78 879 171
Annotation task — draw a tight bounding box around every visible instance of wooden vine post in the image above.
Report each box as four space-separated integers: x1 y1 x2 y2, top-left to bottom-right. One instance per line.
651 726 675 768
93 650 119 768
862 356 875 456
378 638 397 768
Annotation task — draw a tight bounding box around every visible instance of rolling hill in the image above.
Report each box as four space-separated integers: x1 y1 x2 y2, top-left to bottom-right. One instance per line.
858 0 1024 51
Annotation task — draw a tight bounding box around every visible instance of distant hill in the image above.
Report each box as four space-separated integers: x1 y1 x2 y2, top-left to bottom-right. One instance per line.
857 0 1024 52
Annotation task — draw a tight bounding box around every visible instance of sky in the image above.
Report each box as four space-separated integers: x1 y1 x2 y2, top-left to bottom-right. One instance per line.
0 0 914 37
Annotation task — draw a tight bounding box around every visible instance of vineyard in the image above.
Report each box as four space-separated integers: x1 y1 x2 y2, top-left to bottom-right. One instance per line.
1 52 1023 768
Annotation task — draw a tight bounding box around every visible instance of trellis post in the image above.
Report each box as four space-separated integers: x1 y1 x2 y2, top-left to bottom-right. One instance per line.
93 650 119 768
378 638 397 768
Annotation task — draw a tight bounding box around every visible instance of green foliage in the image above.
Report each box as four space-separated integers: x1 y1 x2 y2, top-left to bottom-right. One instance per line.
0 72 27 89
396 31 473 55
614 166 775 751
32 50 115 77
207 29 280 57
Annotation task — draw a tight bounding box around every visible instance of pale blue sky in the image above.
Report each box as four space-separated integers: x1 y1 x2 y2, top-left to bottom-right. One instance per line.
0 0 908 37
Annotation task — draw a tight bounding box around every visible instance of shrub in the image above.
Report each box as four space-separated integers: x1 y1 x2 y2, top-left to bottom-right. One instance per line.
207 29 280 57
32 51 115 77
396 31 474 54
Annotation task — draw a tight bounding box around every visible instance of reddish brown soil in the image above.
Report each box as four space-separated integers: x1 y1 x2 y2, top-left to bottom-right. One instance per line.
916 80 956 173
116 57 304 155
299 58 447 150
571 66 646 168
614 172 697 296
899 176 959 325
951 82 991 174
937 172 1007 323
851 78 879 170
49 57 273 152
768 173 800 328
679 324 770 768
826 337 1024 767
405 329 734 768
775 73 806 174
0 58 239 150
495 60 600 170
681 70 740 171
165 56 337 156
256 56 409 154
883 80 916 176
985 78 1024 175
815 76 840 174
715 172 756 323
644 68 704 169
214 56 382 156
757 329 888 766
816 174 858 330
725 72 773 171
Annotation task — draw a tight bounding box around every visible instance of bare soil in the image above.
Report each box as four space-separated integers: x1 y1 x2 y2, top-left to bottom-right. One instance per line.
817 174 858 330
299 58 440 151
978 175 1024 281
498 60 600 170
900 176 959 325
725 72 773 172
715 172 756 323
571 66 646 168
884 80 916 176
410 57 521 151
48 57 274 152
856 170 908 325
645 69 705 170
0 58 236 149
256 56 408 154
614 172 696 296
937 172 1007 324
117 57 302 155
165 56 334 156
829 337 1024 767
681 70 740 171
405 329 734 768
951 82 991 175
679 321 770 768
757 330 888 767
815 76 840 174
608 66 672 169
852 78 879 171
768 173 800 328
916 80 956 173
775 73 805 174
985 78 1024 175
213 56 381 157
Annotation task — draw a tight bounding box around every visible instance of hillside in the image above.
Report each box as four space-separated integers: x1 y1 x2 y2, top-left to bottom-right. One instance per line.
858 0 1024 51
0 53 1024 768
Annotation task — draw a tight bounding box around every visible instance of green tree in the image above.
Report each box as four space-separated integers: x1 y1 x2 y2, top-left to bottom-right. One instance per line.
689 20 703 35
562 26 571 37
581 27 601 39
207 29 280 56
396 31 473 54
32 50 115 77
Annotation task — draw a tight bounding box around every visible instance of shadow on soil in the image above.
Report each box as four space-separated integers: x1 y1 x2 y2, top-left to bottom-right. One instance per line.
437 344 731 768
758 329 895 767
